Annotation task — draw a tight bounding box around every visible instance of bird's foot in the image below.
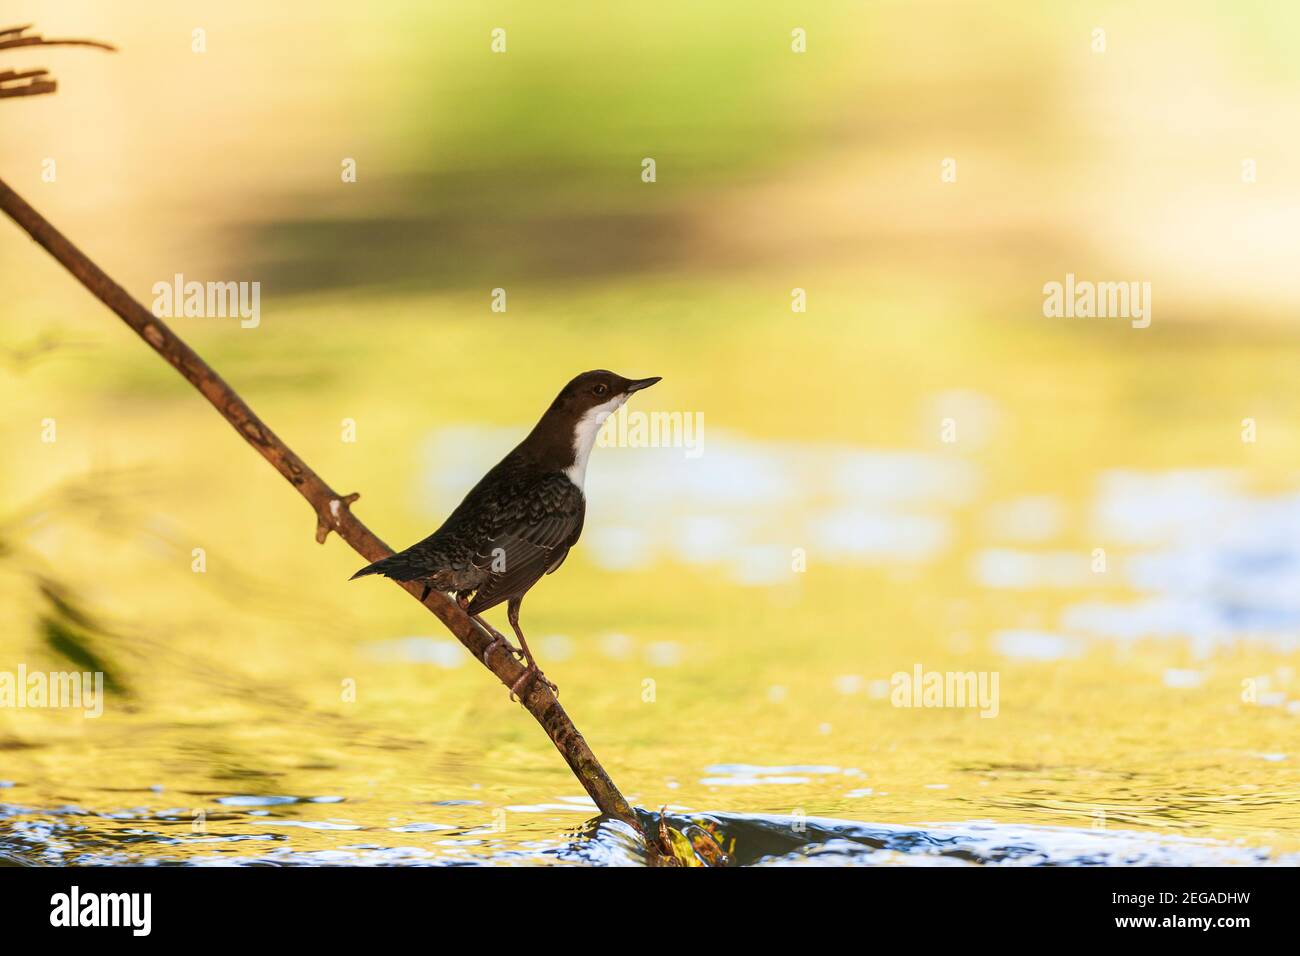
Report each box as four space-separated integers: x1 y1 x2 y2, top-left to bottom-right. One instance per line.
481 634 524 666
509 665 558 703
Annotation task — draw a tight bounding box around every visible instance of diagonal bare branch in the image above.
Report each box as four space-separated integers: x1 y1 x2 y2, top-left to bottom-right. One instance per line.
0 21 708 864
0 177 661 850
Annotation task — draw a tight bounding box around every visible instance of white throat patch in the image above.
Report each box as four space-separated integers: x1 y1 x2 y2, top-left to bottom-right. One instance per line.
564 393 628 490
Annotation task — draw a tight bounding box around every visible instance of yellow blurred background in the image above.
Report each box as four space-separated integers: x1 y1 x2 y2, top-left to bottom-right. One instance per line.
2 2 1299 863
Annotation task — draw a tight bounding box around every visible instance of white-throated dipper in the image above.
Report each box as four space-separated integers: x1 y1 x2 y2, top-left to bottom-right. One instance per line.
350 370 661 699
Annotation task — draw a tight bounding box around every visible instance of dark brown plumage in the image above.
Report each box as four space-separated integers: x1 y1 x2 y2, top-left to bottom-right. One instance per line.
351 369 660 698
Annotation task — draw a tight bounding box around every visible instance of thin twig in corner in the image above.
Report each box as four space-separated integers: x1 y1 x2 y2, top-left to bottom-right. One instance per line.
0 24 115 99
0 24 117 52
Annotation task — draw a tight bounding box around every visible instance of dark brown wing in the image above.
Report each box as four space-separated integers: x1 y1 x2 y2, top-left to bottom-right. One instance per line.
464 474 584 614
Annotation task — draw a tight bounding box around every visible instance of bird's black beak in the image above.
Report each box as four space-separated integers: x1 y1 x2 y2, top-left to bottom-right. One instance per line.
624 376 661 394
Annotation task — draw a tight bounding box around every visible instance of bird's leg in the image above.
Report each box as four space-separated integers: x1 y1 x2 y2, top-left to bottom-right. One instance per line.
507 597 557 701
449 589 522 664
473 614 524 665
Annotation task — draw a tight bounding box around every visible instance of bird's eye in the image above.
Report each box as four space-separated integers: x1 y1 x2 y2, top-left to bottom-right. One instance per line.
593 383 609 396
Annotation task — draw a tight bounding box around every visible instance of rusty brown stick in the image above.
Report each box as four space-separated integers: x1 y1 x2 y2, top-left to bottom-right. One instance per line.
0 176 641 831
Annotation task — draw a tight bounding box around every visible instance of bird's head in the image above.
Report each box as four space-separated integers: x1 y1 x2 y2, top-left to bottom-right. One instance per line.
548 369 661 427
530 370 661 479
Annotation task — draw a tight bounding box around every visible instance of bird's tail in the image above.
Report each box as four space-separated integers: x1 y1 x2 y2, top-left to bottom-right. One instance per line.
349 551 425 582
